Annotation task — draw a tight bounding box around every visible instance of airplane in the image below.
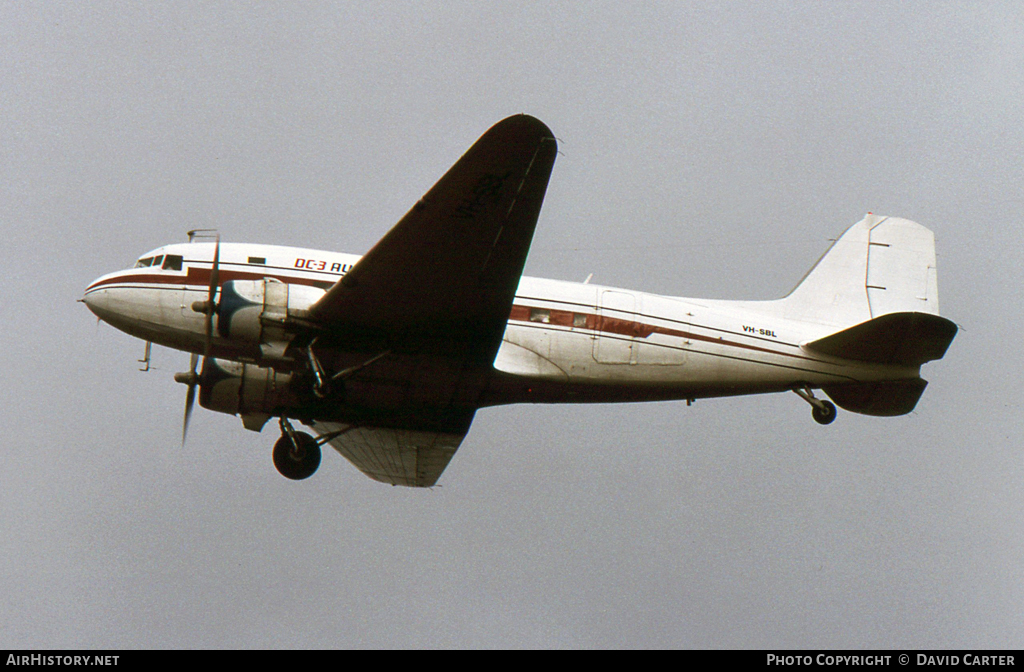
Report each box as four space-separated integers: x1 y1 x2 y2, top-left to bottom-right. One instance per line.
82 114 957 487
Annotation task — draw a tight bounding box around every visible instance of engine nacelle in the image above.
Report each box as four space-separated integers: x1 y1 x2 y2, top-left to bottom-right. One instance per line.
217 279 325 361
199 358 301 427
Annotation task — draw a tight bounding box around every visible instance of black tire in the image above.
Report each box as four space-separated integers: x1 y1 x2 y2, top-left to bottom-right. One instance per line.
812 400 837 425
273 432 321 480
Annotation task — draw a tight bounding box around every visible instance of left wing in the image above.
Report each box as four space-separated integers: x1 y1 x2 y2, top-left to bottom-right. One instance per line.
309 114 558 364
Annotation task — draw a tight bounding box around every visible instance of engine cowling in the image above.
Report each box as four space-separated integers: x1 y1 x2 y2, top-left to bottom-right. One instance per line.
198 358 302 429
216 279 325 362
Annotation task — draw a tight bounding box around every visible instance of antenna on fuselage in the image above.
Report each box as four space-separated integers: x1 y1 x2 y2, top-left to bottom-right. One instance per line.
186 228 219 243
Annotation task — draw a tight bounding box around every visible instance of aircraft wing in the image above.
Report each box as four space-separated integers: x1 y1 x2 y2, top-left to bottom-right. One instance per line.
306 116 555 486
309 114 558 364
312 415 473 487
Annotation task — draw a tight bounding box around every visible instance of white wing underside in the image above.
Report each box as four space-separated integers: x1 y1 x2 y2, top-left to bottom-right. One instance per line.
312 421 465 487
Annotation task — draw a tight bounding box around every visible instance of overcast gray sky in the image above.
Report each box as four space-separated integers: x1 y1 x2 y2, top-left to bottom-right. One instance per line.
2 2 1022 649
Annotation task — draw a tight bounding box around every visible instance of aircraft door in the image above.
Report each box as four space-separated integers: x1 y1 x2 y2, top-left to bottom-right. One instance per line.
593 290 638 364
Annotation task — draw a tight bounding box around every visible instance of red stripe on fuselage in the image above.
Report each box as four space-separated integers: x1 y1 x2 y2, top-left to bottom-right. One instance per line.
85 265 338 293
508 304 817 362
85 267 815 364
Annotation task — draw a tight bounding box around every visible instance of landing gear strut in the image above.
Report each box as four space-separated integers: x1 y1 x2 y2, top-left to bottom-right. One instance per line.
273 417 321 480
306 341 392 400
794 386 837 425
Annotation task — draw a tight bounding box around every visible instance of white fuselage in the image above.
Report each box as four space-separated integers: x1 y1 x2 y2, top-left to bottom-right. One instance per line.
84 241 917 407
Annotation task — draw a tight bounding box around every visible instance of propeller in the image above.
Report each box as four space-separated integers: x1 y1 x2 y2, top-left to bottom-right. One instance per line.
174 235 220 444
174 353 200 443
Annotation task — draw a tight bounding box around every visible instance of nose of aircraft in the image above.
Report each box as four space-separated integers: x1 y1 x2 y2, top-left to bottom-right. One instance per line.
82 273 125 325
82 271 154 346
83 277 106 315
83 269 198 353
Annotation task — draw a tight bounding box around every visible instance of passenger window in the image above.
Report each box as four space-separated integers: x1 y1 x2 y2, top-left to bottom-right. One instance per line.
529 308 551 323
248 257 266 265
573 313 587 328
162 255 183 271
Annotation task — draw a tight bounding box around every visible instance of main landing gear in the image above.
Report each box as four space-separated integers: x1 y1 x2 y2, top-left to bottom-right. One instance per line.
794 386 837 425
306 341 391 399
272 346 391 480
273 417 321 480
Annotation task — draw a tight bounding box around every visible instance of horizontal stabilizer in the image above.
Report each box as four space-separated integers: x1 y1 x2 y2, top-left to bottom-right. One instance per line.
804 312 958 366
823 379 928 416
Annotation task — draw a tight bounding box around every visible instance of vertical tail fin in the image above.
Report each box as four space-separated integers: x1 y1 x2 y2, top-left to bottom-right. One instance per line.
780 214 954 417
780 214 941 328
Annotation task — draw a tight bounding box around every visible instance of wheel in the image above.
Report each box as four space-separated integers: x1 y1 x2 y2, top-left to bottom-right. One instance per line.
273 432 321 480
812 400 837 425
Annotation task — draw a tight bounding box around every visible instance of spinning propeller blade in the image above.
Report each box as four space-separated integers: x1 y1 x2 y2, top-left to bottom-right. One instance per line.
181 353 199 444
204 236 220 359
176 235 220 445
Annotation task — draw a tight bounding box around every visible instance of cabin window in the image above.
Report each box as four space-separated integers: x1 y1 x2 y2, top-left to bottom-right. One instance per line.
573 313 587 328
529 308 551 324
162 255 183 271
248 256 266 265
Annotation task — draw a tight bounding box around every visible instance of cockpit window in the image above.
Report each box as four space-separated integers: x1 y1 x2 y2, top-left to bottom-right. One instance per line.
152 255 163 267
135 257 154 268
162 255 183 271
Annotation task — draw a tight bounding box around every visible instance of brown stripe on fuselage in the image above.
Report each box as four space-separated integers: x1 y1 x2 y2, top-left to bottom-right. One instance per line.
507 303 818 362
85 268 817 364
85 265 337 293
